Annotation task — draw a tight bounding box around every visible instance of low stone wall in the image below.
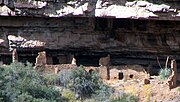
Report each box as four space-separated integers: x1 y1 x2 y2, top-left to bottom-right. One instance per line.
109 65 149 81
34 64 77 73
36 64 149 82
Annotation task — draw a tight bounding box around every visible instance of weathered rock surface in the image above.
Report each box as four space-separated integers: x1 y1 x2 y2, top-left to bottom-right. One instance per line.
8 35 45 50
0 12 180 70
0 0 179 20
0 39 4 45
0 5 15 16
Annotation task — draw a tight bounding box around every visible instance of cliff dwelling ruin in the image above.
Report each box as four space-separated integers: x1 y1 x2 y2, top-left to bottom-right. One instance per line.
1 1 180 101
0 0 180 84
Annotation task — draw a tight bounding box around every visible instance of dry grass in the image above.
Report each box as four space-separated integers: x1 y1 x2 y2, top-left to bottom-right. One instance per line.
124 85 139 95
143 84 152 102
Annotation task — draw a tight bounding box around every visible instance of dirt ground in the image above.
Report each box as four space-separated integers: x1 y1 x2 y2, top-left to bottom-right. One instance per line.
104 76 180 102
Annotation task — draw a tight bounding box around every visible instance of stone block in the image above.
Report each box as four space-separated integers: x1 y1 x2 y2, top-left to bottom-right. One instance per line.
167 59 177 89
12 49 18 63
99 66 108 80
35 51 47 66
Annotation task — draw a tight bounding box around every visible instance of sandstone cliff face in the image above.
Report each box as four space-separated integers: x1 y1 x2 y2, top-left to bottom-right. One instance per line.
1 16 180 53
0 16 179 73
0 15 179 66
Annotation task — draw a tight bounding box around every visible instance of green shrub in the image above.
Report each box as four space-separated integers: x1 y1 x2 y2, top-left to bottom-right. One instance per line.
70 65 102 99
0 62 65 102
59 65 103 99
62 89 76 102
93 84 113 102
43 73 59 85
159 67 172 80
59 69 74 88
177 88 180 92
15 93 51 102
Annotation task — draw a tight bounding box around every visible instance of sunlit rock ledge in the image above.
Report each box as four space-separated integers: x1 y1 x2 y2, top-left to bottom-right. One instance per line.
8 35 45 51
0 0 179 20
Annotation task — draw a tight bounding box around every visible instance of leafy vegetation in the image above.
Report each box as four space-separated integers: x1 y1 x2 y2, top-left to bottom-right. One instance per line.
43 73 59 85
59 65 104 99
61 88 76 102
93 84 114 102
111 93 138 102
159 67 172 80
177 88 180 92
0 62 65 102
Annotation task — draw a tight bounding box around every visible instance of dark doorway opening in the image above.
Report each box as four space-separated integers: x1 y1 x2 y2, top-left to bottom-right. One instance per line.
75 55 100 67
18 56 36 65
89 69 94 74
52 57 59 65
118 72 124 80
129 74 133 78
0 55 12 65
